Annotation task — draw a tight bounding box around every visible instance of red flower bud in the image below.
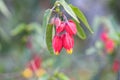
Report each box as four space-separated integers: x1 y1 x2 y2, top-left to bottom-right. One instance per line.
56 22 65 33
62 33 74 54
105 39 115 53
28 56 41 71
50 17 61 27
112 60 120 73
52 35 63 55
100 32 109 42
65 20 77 35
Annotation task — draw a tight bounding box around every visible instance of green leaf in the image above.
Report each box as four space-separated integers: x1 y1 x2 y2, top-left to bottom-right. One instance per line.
58 73 69 80
0 0 11 17
69 4 93 34
46 24 54 54
42 9 52 28
73 20 86 39
58 0 79 23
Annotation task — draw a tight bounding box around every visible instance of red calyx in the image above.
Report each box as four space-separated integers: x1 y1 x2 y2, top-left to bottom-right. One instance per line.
52 35 63 55
50 17 61 27
100 32 109 42
62 33 74 54
105 39 115 53
56 22 65 33
28 56 42 71
112 60 120 73
65 20 77 35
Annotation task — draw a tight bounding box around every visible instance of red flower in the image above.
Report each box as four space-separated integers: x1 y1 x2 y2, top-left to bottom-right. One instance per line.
105 39 115 53
28 56 42 71
51 17 61 27
65 20 77 35
62 33 74 54
100 32 109 42
22 55 46 78
52 35 63 55
51 19 77 55
56 22 65 33
112 60 120 73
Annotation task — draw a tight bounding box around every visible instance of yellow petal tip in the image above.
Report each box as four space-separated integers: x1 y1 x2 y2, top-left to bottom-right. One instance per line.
55 51 59 55
67 49 73 54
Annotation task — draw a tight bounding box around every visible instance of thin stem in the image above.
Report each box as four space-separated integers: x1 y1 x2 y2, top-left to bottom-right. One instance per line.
63 14 68 22
51 6 56 11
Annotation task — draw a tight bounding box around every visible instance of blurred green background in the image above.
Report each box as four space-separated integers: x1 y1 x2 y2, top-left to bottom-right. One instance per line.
0 0 120 80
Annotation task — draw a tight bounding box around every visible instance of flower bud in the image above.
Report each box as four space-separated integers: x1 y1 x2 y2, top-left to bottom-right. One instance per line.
33 56 41 69
62 33 74 54
112 60 120 73
105 39 115 53
50 17 61 27
65 20 77 35
100 32 109 42
29 56 41 71
52 35 63 55
56 22 65 33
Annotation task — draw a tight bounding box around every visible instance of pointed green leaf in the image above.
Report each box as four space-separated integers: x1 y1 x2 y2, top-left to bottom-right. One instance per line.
42 9 52 28
69 4 93 33
58 0 79 23
73 20 86 39
0 0 11 17
46 24 54 54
